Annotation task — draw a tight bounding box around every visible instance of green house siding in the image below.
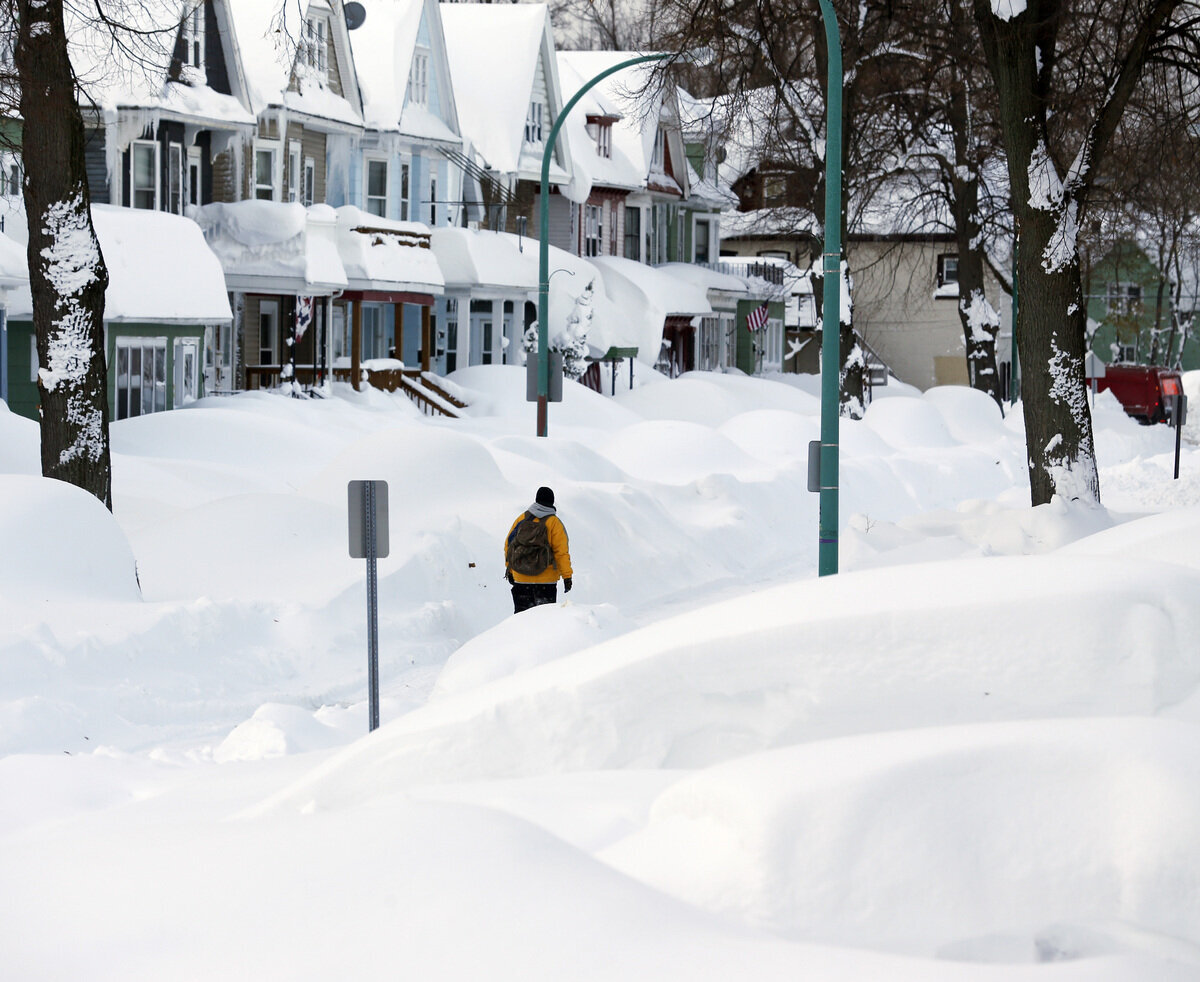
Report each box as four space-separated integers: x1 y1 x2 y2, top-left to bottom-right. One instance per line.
1086 243 1183 367
735 299 785 374
5 319 206 421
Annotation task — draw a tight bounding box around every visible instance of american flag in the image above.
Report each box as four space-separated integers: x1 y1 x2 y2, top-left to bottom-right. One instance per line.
295 296 313 341
745 302 770 332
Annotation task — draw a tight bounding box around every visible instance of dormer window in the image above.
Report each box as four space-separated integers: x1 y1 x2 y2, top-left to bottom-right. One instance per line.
408 50 430 108
586 117 613 159
303 16 328 79
181 3 204 71
651 127 666 171
525 101 544 144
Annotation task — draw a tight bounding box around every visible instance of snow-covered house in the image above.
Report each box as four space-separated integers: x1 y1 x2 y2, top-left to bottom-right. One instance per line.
5 206 231 420
557 51 692 267
337 0 462 375
440 3 581 245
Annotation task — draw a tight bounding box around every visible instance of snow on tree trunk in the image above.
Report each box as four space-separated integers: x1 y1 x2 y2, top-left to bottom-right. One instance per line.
15 0 113 510
555 279 594 382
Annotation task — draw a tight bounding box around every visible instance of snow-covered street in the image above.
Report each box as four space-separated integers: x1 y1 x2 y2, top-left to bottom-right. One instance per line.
3 368 1200 979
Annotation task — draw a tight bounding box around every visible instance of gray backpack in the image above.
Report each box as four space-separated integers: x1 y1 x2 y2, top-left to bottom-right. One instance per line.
506 513 554 576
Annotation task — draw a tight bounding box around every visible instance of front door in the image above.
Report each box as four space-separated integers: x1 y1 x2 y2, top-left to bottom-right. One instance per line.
175 337 200 406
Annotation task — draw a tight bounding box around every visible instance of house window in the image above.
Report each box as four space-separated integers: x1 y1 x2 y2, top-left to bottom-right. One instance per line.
584 203 602 257
130 141 159 209
429 175 437 226
115 337 167 419
400 162 410 220
259 300 279 364
762 172 787 206
686 143 705 180
287 141 301 203
1115 342 1138 363
444 298 458 373
174 337 200 407
694 219 711 263
651 127 666 170
587 119 612 159
408 50 430 108
167 142 184 214
303 157 316 206
1 153 22 196
937 253 959 288
254 141 279 200
525 101 543 144
186 146 201 207
1107 281 1142 315
365 159 388 217
303 17 328 79
181 3 204 71
624 206 640 261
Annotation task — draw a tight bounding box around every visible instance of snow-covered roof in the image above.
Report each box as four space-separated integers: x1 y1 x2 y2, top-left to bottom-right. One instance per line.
590 256 710 360
64 0 255 127
8 206 230 324
558 51 683 200
440 3 571 187
350 0 461 144
656 261 757 298
556 54 645 197
194 200 348 294
0 231 26 293
225 0 363 126
336 207 444 294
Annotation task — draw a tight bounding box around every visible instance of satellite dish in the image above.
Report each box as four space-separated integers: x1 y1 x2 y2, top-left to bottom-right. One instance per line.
344 2 366 30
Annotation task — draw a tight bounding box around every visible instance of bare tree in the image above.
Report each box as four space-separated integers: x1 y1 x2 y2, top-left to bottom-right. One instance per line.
972 0 1199 505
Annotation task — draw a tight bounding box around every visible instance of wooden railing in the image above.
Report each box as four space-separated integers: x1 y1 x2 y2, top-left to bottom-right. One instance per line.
243 364 467 418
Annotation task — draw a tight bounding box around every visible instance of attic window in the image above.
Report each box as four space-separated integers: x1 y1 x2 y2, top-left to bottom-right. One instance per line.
525 101 544 144
408 50 430 108
302 16 328 79
586 117 612 159
651 127 666 170
181 3 204 71
1107 281 1141 315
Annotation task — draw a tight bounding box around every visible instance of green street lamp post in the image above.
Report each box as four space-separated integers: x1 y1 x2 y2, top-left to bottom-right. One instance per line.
817 0 843 576
535 52 693 437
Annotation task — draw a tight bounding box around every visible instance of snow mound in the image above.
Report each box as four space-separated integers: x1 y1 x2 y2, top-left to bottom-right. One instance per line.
0 401 39 474
600 420 768 484
214 703 351 762
865 396 957 448
602 717 1200 960
432 602 638 698
0 475 139 602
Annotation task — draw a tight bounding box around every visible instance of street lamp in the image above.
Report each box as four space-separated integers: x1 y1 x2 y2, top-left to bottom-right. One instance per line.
817 0 842 576
535 50 710 437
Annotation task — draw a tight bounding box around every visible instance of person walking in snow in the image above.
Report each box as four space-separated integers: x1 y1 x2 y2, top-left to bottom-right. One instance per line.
504 486 573 614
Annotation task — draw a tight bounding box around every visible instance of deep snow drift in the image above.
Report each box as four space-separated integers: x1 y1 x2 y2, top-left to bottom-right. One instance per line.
2 367 1200 980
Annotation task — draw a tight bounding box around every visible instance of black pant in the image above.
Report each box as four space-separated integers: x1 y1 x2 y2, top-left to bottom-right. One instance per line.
511 581 557 613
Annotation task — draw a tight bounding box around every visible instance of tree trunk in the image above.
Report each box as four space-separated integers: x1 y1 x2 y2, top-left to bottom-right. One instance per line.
952 178 1003 407
15 0 112 509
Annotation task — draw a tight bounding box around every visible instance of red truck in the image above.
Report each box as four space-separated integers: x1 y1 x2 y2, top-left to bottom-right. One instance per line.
1087 364 1184 424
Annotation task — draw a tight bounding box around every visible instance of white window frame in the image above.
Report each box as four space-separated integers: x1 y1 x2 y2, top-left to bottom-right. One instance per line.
399 160 411 221
364 157 389 217
253 139 281 201
584 203 602 257
651 127 666 171
115 336 168 419
287 140 301 203
586 120 612 159
937 253 959 288
525 101 544 144
429 174 437 226
186 146 202 207
303 156 316 206
0 152 22 197
258 299 279 365
181 3 205 71
694 217 711 263
130 140 159 210
167 142 184 214
303 16 328 79
1107 281 1142 316
174 337 200 407
408 49 430 108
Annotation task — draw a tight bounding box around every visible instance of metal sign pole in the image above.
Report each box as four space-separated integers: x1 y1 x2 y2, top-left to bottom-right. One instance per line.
364 481 380 732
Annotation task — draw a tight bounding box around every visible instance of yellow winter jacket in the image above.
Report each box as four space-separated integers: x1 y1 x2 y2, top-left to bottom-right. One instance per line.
505 512 573 584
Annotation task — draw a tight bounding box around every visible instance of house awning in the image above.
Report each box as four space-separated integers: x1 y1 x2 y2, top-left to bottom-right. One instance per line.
194 201 349 297
8 205 230 323
335 206 444 299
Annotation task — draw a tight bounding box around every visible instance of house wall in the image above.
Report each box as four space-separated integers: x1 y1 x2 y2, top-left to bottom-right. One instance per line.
4 321 38 420
724 234 1013 390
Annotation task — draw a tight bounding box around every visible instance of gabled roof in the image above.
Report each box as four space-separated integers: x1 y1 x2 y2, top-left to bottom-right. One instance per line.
440 3 571 185
350 0 461 144
556 54 643 196
557 51 689 200
65 0 255 128
224 0 364 127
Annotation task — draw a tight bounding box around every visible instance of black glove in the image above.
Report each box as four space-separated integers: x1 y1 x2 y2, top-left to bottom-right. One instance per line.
563 577 572 593
506 570 514 585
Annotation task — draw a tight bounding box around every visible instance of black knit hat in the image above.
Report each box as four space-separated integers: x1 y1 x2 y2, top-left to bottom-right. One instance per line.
536 486 555 506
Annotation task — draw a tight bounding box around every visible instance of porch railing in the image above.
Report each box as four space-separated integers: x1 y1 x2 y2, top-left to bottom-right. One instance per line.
243 364 465 418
